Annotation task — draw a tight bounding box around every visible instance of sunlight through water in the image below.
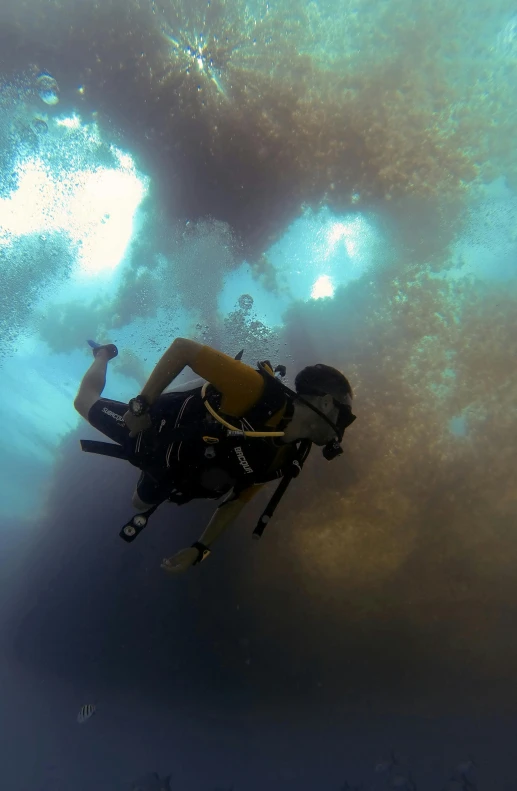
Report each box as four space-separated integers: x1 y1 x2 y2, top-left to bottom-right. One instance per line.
0 115 147 278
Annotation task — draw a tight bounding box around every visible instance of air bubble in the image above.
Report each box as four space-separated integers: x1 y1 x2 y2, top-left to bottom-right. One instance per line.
36 73 60 105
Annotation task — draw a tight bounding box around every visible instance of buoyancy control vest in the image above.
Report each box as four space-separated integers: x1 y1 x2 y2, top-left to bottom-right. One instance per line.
135 365 295 501
80 361 313 542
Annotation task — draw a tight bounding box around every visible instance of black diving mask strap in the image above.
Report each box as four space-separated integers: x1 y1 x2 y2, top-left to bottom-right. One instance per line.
257 360 356 456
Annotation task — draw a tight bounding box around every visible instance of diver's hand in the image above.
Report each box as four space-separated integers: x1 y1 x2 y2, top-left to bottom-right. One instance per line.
160 547 200 575
123 410 152 437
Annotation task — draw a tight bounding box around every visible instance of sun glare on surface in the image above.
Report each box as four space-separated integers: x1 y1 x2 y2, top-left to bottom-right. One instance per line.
325 218 365 259
0 115 147 278
311 274 335 300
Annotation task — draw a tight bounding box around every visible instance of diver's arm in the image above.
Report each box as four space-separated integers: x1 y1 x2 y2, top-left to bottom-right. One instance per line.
139 338 262 410
140 337 203 405
197 496 248 548
160 490 255 574
196 483 263 549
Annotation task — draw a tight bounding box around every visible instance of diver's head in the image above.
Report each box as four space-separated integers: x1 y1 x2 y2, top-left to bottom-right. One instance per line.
295 363 353 403
293 364 354 450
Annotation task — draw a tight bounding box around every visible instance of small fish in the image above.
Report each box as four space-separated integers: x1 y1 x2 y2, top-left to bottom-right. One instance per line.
77 703 96 724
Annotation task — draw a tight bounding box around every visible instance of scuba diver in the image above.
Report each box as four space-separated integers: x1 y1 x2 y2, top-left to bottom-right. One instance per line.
74 337 356 574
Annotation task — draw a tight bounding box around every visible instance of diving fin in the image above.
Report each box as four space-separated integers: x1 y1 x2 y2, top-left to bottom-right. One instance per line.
234 349 244 360
87 339 118 360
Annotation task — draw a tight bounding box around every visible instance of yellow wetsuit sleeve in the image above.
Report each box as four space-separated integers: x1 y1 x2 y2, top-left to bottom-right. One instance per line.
140 338 265 416
193 345 265 417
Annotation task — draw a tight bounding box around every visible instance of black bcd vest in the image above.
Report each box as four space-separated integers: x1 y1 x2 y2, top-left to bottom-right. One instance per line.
80 364 312 540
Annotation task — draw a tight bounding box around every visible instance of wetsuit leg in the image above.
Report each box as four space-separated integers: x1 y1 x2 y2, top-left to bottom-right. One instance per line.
131 483 154 511
87 398 130 445
134 470 173 506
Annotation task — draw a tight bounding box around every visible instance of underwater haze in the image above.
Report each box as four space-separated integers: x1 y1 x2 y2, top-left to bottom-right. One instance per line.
0 0 516 789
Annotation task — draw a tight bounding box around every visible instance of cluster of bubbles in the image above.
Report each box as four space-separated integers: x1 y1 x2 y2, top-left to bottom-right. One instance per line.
35 72 59 106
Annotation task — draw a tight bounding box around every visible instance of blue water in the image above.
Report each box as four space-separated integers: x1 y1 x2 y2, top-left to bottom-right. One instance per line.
0 1 516 789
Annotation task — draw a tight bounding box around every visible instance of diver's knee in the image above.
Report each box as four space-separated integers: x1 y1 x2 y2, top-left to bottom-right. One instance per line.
74 394 94 421
132 490 152 511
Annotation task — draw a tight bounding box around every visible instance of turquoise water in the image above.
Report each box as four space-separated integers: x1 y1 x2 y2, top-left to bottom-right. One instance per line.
0 1 516 789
